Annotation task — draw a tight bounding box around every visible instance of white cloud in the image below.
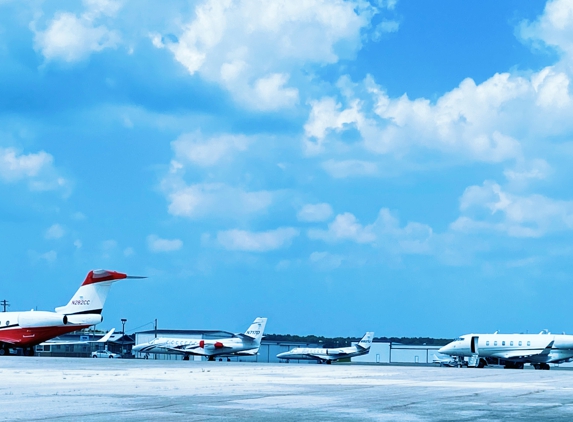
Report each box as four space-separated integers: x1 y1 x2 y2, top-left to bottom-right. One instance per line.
153 0 378 109
519 0 573 62
303 65 573 169
40 250 57 263
309 208 434 254
322 159 378 178
172 132 250 167
297 203 333 222
0 147 52 181
162 181 274 220
217 227 299 252
123 247 135 256
309 251 344 270
0 147 68 191
451 180 573 237
33 0 121 62
309 212 376 244
147 235 183 253
74 240 82 249
45 224 65 240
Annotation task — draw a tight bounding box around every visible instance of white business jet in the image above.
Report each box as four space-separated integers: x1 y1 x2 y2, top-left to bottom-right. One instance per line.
439 330 573 370
133 317 267 361
276 332 374 364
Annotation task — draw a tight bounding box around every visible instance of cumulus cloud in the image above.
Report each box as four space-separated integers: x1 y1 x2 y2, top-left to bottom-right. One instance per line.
162 181 274 219
0 147 68 191
309 208 434 254
297 203 333 222
217 227 299 252
172 132 250 167
519 0 573 61
33 0 121 62
147 235 183 253
322 159 378 178
451 180 573 238
152 0 379 109
45 224 65 240
309 251 344 270
304 63 573 170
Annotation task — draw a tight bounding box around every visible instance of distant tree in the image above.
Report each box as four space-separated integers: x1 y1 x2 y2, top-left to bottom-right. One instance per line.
264 334 452 347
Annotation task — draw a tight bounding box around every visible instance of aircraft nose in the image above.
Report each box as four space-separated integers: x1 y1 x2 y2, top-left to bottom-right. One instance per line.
438 343 453 355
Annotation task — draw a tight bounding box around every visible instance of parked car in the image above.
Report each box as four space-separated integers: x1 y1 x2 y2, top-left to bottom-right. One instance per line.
91 350 121 358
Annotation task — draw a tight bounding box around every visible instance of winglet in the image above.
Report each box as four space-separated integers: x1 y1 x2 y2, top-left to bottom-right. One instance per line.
97 328 115 343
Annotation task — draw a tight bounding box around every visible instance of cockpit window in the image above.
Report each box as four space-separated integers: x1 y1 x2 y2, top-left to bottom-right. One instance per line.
456 337 464 342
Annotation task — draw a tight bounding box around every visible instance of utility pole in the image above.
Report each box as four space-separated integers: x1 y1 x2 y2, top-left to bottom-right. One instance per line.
0 300 9 312
154 319 158 338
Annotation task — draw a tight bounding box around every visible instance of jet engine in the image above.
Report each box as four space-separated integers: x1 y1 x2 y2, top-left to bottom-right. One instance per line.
66 314 103 325
18 311 68 328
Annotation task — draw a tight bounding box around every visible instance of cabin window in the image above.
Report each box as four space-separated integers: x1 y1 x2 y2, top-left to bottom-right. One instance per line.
518 341 522 346
502 341 505 346
494 341 498 346
486 341 490 346
527 341 531 346
510 341 514 346
5 321 9 325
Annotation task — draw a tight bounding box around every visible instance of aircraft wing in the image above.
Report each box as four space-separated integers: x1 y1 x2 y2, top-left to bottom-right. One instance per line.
490 341 555 361
40 329 116 346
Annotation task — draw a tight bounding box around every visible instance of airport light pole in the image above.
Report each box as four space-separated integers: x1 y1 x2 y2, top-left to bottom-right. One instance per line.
121 318 127 357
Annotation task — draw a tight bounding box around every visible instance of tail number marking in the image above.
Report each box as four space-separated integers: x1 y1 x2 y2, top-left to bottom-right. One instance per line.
72 299 91 306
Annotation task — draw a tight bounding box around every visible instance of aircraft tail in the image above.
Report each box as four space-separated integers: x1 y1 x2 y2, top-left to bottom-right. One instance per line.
357 332 375 350
241 317 267 343
55 270 145 315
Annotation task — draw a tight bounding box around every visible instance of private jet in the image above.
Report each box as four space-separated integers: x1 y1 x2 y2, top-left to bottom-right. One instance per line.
0 270 144 356
276 332 374 364
133 317 267 361
439 330 573 370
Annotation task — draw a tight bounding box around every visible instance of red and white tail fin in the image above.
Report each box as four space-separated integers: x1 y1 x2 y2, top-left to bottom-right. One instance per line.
55 270 141 315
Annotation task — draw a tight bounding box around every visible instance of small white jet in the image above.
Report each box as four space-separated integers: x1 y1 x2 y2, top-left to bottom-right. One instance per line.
276 332 374 364
132 317 267 361
0 270 143 357
439 330 573 370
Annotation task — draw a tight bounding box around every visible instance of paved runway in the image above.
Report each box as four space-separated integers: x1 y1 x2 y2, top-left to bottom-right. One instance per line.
1 357 573 421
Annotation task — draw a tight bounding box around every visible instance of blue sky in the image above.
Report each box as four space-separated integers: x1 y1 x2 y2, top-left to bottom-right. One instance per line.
2 0 573 338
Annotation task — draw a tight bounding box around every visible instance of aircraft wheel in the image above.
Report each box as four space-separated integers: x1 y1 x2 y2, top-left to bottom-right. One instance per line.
183 355 190 361
326 360 332 365
541 363 550 370
533 364 540 370
516 363 524 369
477 359 486 368
0 348 6 356
109 355 114 358
93 355 98 358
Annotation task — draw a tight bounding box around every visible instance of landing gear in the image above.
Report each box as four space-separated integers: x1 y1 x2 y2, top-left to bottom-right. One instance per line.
533 363 550 370
477 358 487 368
183 355 190 361
503 362 524 369
22 347 35 357
0 347 7 356
208 356 215 361
326 360 332 365
227 358 231 362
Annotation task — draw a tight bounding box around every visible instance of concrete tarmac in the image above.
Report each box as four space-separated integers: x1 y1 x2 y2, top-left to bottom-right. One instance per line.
1 357 573 421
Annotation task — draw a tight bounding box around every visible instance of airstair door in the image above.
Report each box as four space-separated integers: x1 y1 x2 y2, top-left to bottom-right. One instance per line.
471 336 479 354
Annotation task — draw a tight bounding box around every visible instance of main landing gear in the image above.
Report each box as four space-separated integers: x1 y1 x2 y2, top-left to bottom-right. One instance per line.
503 361 524 369
533 363 550 370
183 355 190 361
